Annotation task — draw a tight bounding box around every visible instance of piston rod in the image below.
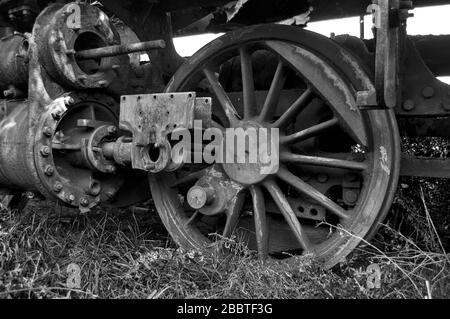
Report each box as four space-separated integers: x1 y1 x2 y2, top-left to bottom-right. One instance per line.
75 39 166 60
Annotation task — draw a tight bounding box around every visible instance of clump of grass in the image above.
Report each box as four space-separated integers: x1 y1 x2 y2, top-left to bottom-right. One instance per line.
0 201 359 299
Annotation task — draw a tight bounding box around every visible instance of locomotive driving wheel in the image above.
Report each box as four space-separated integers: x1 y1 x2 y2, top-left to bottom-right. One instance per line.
150 25 401 268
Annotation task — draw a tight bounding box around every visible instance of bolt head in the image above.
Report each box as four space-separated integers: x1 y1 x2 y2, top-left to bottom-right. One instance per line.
422 87 435 99
80 198 89 207
402 99 415 111
53 182 63 193
65 97 75 106
67 194 75 202
3 89 13 98
44 165 55 176
40 146 51 157
344 190 359 204
43 127 53 137
107 126 117 134
25 192 35 199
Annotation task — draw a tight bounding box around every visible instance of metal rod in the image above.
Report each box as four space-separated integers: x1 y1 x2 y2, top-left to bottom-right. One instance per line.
359 14 365 39
75 39 166 60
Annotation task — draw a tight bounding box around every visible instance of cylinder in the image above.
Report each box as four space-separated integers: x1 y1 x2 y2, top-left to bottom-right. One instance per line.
0 100 36 190
0 34 29 90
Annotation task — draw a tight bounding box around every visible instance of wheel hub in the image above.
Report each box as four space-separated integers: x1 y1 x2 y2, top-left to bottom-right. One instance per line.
222 120 279 185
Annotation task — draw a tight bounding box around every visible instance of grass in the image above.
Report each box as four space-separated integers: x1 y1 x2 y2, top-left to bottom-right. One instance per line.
0 179 448 299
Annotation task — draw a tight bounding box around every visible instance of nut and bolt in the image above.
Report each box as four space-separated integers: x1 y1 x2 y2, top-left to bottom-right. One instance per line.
65 97 75 106
80 198 89 207
67 194 75 203
44 165 55 176
107 126 117 135
40 146 51 157
25 192 35 199
53 182 63 193
344 189 359 204
3 89 14 98
43 127 53 137
52 110 63 120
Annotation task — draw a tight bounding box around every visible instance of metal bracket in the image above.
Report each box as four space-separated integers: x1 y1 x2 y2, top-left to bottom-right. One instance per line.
119 92 211 172
371 0 412 108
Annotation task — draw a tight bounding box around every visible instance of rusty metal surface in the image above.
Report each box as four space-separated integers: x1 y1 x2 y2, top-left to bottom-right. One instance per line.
0 33 29 91
119 92 211 172
34 2 120 90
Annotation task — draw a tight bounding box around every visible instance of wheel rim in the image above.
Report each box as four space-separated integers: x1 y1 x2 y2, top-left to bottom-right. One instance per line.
150 25 401 268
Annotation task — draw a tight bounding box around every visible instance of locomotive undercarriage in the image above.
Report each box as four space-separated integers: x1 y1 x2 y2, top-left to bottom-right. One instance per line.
0 0 448 268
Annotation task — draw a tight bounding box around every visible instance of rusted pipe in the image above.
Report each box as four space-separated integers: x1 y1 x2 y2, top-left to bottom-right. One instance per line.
75 39 166 60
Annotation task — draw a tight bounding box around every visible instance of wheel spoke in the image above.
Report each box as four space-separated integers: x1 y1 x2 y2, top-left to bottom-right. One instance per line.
250 185 269 260
203 66 240 125
263 179 312 252
277 166 349 220
169 169 207 187
185 211 201 227
240 47 257 119
259 60 287 122
223 192 246 238
273 88 314 128
280 152 368 171
265 41 368 146
281 118 339 145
